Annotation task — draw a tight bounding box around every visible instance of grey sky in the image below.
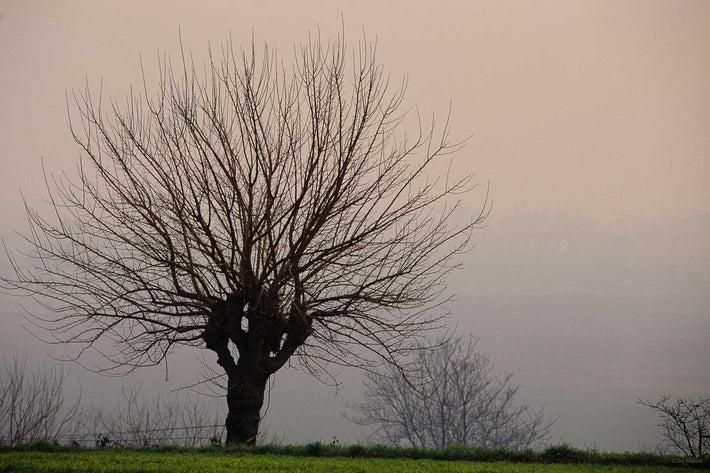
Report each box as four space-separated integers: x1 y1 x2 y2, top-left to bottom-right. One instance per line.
1 1 708 451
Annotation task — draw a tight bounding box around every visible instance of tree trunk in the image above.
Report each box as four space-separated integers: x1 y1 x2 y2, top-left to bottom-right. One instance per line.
225 369 268 446
204 294 311 446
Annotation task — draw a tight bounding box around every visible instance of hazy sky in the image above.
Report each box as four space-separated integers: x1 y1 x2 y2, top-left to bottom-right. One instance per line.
1 1 708 451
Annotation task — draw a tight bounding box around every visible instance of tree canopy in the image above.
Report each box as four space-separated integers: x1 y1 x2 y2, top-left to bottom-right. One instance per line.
4 32 487 444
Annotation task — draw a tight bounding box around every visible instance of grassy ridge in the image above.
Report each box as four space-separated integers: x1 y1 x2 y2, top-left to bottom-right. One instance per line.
0 450 708 473
1 442 708 471
247 442 705 467
6 442 706 468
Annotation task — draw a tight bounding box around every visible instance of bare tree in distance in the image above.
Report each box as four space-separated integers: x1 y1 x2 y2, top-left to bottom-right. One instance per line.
3 31 488 445
351 336 553 449
639 396 709 458
0 356 82 445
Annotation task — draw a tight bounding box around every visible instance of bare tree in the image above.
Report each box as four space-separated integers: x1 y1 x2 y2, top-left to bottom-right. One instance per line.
351 336 553 449
0 356 82 445
3 32 486 445
639 396 709 458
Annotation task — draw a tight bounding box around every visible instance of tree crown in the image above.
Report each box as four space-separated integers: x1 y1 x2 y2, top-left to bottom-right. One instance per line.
4 33 487 379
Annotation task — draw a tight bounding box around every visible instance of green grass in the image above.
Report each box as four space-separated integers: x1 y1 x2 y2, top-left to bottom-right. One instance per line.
0 450 707 473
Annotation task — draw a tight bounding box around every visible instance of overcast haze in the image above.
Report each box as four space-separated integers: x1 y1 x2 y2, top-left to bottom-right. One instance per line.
1 1 708 452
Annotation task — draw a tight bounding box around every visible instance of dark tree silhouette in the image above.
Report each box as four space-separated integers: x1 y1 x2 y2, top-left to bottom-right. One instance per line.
4 33 487 445
640 396 709 457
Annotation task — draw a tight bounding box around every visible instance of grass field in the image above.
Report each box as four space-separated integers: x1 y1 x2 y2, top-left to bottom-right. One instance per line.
0 450 707 473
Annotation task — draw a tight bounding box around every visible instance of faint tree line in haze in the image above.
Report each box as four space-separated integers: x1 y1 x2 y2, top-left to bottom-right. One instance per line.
0 356 224 446
4 354 709 455
1 344 551 450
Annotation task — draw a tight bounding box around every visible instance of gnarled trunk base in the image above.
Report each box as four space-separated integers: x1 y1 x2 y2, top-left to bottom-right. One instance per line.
224 372 268 446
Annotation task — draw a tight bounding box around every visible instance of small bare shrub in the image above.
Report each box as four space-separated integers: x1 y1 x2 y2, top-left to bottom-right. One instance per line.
640 396 709 458
0 356 82 445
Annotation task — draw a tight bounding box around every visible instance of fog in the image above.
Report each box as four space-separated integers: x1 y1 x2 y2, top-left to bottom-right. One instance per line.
1 1 708 451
